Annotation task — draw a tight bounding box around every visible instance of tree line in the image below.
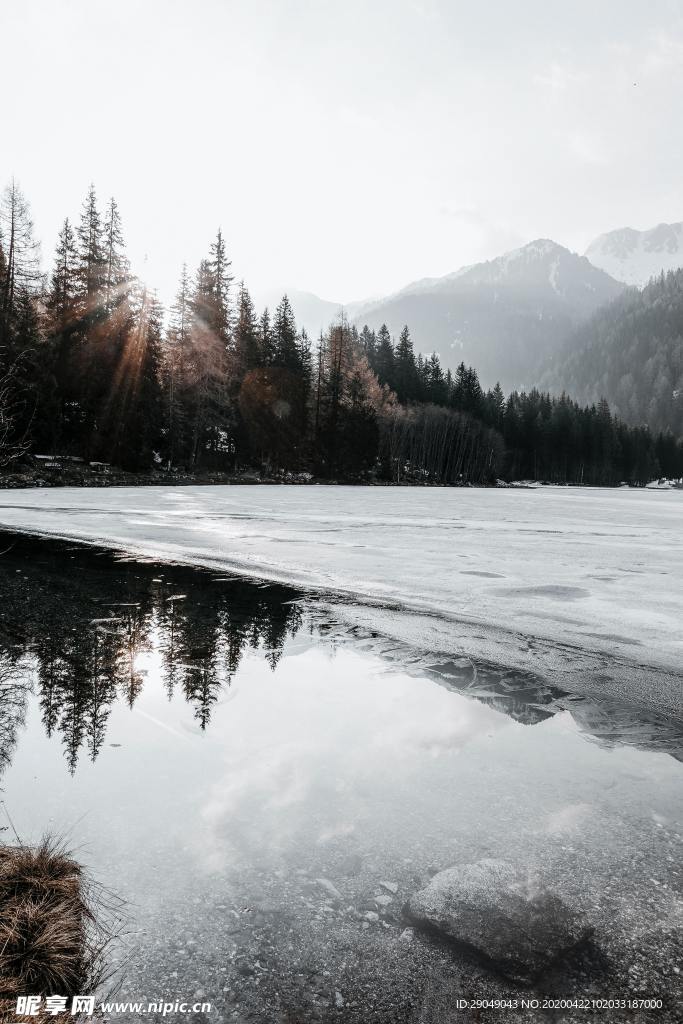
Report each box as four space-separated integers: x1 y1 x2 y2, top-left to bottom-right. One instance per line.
1 179 681 485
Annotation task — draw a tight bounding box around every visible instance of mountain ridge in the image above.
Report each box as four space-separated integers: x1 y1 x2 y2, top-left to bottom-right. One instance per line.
263 239 624 391
584 221 683 286
345 239 625 391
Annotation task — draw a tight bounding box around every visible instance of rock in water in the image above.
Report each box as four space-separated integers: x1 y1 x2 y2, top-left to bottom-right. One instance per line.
315 877 342 901
406 859 592 985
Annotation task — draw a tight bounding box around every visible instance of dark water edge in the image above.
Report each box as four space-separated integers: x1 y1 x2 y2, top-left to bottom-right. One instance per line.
1 467 652 490
0 532 682 1023
0 530 680 771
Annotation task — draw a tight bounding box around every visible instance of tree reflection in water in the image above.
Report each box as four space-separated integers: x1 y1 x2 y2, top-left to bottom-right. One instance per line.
0 533 303 773
1 531 681 777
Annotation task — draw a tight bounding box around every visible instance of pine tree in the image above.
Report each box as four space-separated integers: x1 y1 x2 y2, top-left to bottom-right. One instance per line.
485 382 506 429
374 323 395 390
46 219 79 328
186 254 233 469
313 314 389 477
298 327 312 388
426 352 448 405
43 219 81 449
105 284 164 469
167 264 192 361
394 325 419 403
161 264 193 467
208 228 233 343
102 197 129 311
76 184 105 304
272 295 299 370
258 307 275 365
452 362 483 417
234 283 260 375
359 325 377 362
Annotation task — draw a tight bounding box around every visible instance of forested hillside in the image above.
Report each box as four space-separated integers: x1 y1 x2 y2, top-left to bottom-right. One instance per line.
349 240 625 391
1 179 681 487
540 270 683 438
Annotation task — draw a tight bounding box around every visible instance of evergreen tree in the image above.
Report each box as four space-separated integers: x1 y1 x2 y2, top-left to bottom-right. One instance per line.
258 307 275 365
359 325 377 361
374 323 395 390
76 184 105 303
208 228 234 343
102 197 129 311
45 218 83 449
105 284 164 469
167 264 193 364
298 327 313 391
452 362 484 417
394 324 420 402
484 382 506 429
234 283 260 375
186 254 233 469
161 264 193 465
272 295 300 370
426 352 448 405
47 219 79 327
314 315 388 477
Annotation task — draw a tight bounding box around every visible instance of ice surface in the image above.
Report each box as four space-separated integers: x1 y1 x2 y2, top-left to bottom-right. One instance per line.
0 485 681 699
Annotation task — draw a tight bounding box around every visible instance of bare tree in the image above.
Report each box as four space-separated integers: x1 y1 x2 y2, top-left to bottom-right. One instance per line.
0 361 30 467
0 179 41 340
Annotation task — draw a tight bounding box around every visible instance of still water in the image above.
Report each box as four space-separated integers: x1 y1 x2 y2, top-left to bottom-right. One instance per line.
0 534 681 1022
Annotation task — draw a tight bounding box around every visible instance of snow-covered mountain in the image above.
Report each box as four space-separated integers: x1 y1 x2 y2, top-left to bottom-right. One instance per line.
349 239 625 391
585 222 683 286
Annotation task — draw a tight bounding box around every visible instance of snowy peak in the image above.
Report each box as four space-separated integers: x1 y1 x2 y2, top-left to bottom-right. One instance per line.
391 239 623 315
585 222 683 286
451 239 595 293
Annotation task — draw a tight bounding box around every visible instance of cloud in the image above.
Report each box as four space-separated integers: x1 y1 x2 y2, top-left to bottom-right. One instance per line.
195 647 506 872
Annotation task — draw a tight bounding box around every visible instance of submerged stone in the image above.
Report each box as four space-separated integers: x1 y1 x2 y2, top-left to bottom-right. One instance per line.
406 858 592 985
315 877 342 901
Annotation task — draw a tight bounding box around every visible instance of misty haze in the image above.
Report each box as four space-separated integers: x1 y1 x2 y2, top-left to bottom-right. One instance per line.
0 2 681 1023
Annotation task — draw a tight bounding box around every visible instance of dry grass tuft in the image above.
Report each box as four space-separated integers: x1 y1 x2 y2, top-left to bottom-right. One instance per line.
0 838 122 1020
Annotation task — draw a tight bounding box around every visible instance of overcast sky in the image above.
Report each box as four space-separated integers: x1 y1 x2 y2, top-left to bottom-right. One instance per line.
3 0 683 305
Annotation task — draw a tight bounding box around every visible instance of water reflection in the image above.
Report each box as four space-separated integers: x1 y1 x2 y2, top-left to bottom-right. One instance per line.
0 533 302 773
0 531 681 781
1 532 682 1019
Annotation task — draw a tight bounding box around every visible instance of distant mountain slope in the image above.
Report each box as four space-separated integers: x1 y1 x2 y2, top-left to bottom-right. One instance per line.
350 240 625 391
538 269 683 437
585 222 683 287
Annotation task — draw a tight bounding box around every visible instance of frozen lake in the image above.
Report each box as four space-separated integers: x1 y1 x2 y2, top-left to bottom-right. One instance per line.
0 485 680 710
0 534 681 1020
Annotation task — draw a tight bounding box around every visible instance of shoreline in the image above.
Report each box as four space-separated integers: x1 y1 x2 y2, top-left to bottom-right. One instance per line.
0 484 680 719
0 473 676 492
